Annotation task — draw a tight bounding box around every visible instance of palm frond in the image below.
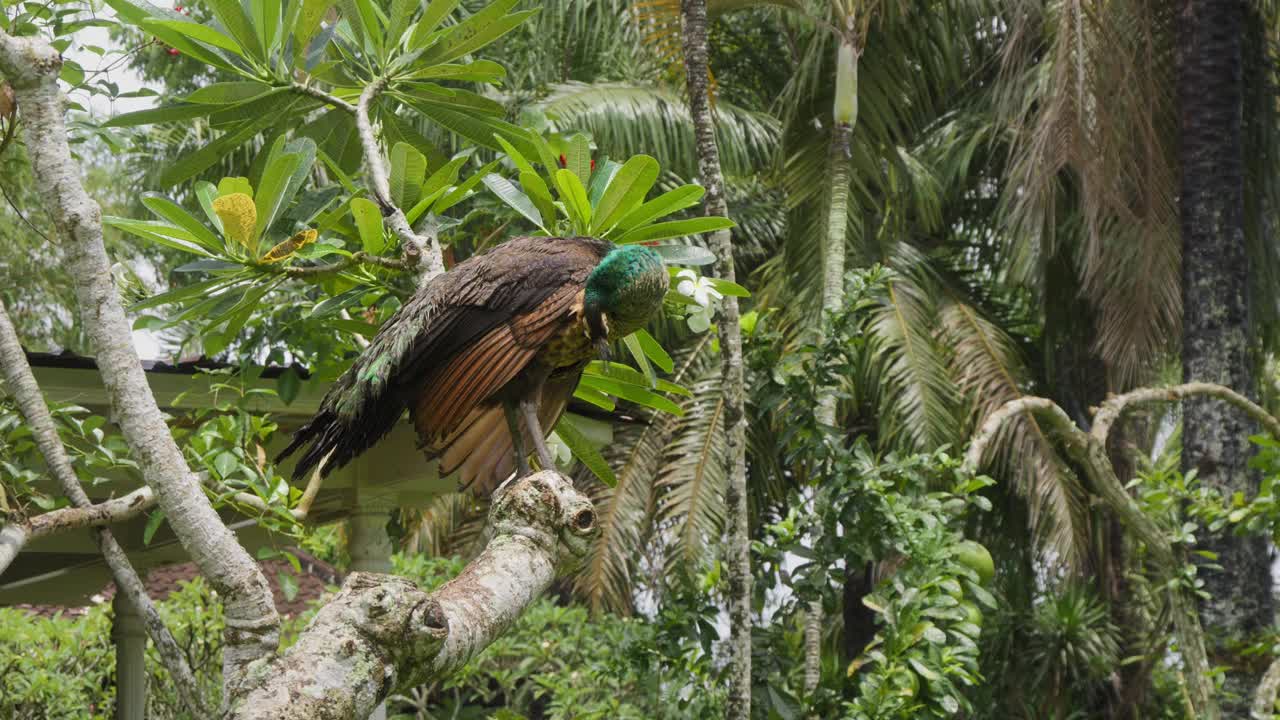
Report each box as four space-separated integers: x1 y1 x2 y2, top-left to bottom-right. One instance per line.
533 82 779 178
860 274 962 451
996 0 1179 385
573 335 716 611
400 491 491 560
654 346 728 579
939 298 1090 570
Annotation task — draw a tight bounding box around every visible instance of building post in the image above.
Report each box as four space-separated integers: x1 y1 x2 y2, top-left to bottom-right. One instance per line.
112 590 147 720
348 480 395 720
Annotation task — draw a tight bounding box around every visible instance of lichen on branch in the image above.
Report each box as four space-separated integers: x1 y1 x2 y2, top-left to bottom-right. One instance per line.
226 471 598 720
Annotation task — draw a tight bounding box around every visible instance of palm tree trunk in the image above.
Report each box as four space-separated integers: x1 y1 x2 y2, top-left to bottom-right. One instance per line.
805 36 858 700
678 2 751 717
1178 0 1271 714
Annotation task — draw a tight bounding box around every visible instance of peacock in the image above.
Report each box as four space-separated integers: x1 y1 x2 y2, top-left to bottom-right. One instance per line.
278 236 669 493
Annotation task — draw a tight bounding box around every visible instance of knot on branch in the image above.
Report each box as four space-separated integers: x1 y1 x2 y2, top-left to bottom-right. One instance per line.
331 573 448 653
490 470 598 567
0 35 61 88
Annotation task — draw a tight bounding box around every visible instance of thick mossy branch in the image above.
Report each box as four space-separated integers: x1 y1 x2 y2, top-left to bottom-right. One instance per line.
1091 382 1280 444
226 471 597 720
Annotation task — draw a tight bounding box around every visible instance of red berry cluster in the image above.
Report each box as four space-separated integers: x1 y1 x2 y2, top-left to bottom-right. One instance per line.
556 154 596 171
165 5 191 56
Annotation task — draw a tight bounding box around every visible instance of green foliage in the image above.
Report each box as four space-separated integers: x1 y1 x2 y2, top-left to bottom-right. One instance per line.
0 553 723 720
484 137 732 257
101 0 532 185
0 604 116 719
0 397 137 515
751 269 996 718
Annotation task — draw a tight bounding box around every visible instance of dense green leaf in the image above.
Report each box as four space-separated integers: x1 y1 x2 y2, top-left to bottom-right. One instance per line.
253 150 308 243
103 217 217 257
612 185 705 233
206 0 264 59
407 0 461 49
482 173 544 229
420 0 531 65
390 142 428 208
350 197 387 254
140 194 224 253
141 18 244 56
591 154 659 234
633 328 674 373
183 81 271 104
552 168 591 231
579 375 683 416
434 159 500 213
404 59 506 83
518 171 557 229
614 217 734 245
556 415 616 487
276 367 302 405
566 132 591 185
143 509 166 546
622 333 656 387
650 244 716 266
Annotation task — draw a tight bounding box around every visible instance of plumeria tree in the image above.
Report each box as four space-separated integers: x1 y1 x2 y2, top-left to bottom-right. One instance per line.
0 0 741 715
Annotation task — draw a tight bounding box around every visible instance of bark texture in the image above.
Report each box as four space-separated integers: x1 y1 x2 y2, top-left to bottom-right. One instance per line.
1177 1 1272 712
806 95 856 700
0 301 205 715
227 471 597 719
679 2 752 716
0 29 280 694
355 77 444 281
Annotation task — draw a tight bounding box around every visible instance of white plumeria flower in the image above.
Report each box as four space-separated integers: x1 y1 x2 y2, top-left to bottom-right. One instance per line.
675 269 723 308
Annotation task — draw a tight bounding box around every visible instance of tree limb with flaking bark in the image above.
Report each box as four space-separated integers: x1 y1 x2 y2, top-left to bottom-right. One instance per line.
0 28 282 695
354 76 445 283
227 471 596 719
0 27 604 718
964 383 1280 720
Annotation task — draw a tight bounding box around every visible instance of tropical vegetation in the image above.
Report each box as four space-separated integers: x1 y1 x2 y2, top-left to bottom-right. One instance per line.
4 0 1280 717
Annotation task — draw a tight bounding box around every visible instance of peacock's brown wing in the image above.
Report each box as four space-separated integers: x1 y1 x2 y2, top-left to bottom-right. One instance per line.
436 363 585 493
277 236 610 484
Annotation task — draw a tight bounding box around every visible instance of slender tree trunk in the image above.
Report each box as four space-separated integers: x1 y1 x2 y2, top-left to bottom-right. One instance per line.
806 36 857 700
841 562 877 662
679 3 751 717
1177 0 1271 714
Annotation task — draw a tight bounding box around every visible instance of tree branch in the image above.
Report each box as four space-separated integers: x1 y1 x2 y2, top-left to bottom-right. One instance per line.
966 393 1219 718
274 249 416 277
290 81 356 114
0 301 207 716
24 486 156 538
354 76 444 283
1091 382 1280 445
1252 655 1280 719
0 29 279 694
0 488 158 576
226 471 598 719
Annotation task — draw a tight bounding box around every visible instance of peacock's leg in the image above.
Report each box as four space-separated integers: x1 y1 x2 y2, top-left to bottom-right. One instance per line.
503 401 531 477
520 396 557 471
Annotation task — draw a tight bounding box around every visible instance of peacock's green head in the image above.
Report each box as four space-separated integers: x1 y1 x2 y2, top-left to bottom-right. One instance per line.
583 244 668 340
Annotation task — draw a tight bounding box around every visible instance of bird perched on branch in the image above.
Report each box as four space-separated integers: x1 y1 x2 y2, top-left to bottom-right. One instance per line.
278 236 669 493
